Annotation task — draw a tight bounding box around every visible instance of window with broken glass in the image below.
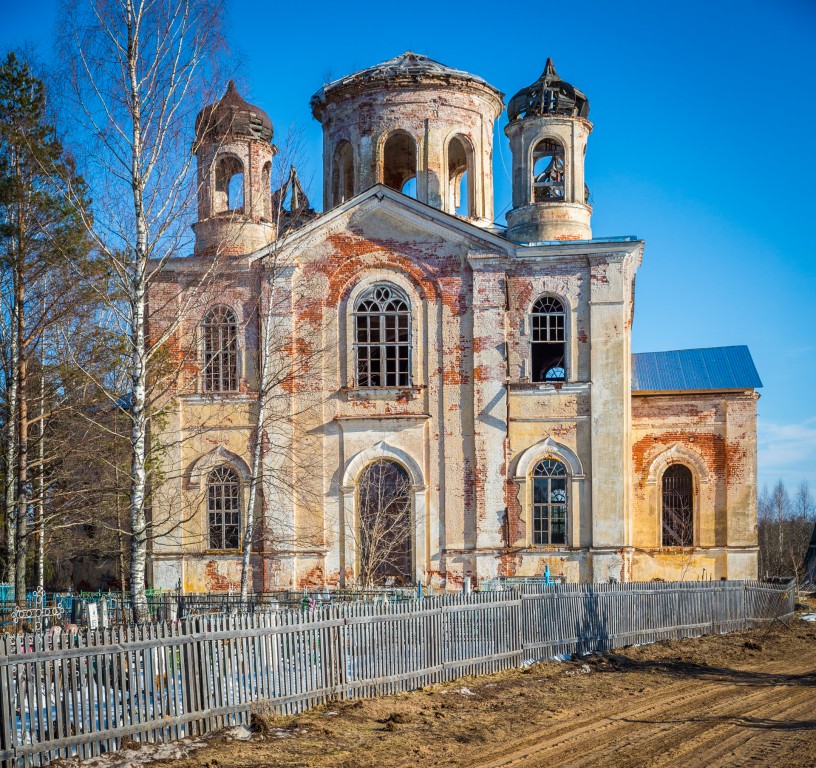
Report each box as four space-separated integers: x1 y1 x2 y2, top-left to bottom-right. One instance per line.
202 306 239 393
532 458 568 545
531 296 566 382
354 284 411 387
207 466 241 550
662 464 694 547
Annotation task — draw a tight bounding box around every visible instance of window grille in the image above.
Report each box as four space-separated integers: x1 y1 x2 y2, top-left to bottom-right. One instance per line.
353 284 411 387
662 464 693 547
531 296 566 382
202 306 238 393
532 458 568 545
207 466 241 550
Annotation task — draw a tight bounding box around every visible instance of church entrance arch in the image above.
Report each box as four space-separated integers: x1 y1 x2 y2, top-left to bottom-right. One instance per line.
357 460 412 586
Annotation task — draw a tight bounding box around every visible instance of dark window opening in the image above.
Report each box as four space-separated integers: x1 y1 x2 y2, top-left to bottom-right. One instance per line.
532 138 565 203
358 459 412 586
262 161 272 219
532 459 567 545
531 295 566 382
214 155 244 213
202 306 239 392
354 284 411 387
383 132 417 198
662 464 693 547
332 141 355 207
207 466 240 550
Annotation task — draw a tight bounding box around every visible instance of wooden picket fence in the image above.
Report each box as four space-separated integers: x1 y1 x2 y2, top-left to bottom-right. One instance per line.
0 580 795 767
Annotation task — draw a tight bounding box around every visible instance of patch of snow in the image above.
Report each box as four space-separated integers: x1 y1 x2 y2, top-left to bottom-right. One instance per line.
801 613 816 621
225 725 252 741
80 738 206 768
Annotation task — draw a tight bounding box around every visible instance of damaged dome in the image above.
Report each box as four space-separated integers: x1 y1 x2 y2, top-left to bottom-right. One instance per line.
507 59 589 121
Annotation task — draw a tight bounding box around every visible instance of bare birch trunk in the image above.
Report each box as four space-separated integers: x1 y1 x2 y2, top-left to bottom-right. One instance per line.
14 256 28 604
2 290 18 585
36 361 44 592
239 293 271 601
125 0 151 623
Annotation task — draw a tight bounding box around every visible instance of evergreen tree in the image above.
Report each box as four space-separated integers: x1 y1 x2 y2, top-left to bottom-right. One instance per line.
0 51 91 599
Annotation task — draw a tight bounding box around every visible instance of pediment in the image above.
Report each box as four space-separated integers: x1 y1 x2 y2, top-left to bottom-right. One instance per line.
255 185 513 260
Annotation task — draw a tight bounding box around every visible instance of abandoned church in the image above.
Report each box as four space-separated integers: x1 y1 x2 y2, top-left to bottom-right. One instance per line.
147 53 762 592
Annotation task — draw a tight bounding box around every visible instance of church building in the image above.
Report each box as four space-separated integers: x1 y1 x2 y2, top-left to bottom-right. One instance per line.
147 53 762 592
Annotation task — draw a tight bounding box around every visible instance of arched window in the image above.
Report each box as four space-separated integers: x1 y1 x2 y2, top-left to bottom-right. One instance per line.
662 464 694 547
353 284 411 387
214 155 244 213
531 296 566 382
332 140 355 207
358 460 411 586
447 136 473 217
262 161 272 219
532 459 567 545
202 306 238 393
532 138 565 203
382 132 417 198
207 466 241 550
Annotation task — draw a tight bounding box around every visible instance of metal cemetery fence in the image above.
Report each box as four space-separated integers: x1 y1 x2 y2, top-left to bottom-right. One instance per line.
0 580 795 767
0 588 432 632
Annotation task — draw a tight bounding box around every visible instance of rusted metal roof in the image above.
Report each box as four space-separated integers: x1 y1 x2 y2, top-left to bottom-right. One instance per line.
196 81 273 142
631 345 762 392
508 58 590 121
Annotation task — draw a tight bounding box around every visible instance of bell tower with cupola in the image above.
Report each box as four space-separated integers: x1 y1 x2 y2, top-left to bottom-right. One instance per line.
193 81 277 257
505 59 593 243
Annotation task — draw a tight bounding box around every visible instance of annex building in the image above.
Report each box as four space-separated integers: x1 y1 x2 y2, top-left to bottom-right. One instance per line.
148 53 762 592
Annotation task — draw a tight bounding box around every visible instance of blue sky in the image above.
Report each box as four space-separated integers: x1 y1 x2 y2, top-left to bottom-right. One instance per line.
2 0 815 490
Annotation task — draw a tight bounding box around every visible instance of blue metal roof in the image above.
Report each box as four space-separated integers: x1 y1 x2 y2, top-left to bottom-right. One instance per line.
632 345 762 392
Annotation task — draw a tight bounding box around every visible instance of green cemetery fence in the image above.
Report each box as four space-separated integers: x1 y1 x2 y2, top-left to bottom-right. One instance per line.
0 580 795 767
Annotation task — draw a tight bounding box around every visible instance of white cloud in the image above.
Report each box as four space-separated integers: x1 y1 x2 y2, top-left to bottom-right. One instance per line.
758 417 816 487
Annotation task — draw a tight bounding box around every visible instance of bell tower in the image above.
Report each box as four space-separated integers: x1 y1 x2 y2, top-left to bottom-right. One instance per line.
505 59 592 243
193 82 277 257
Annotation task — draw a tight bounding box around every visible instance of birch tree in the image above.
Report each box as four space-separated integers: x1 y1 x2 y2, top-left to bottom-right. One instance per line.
239 137 325 600
58 0 228 621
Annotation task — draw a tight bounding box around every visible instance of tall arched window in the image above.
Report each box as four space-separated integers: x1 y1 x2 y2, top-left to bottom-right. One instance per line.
382 132 417 198
447 135 473 217
214 155 244 213
662 464 694 546
353 284 411 387
332 140 355 207
202 306 238 393
262 160 272 219
532 459 567 545
358 460 412 586
532 138 565 203
531 296 566 382
207 466 241 550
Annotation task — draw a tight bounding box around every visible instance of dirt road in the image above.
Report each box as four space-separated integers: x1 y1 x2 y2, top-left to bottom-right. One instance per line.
155 619 816 768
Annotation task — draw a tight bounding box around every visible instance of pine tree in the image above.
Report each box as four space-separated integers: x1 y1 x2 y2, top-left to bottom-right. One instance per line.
0 51 91 600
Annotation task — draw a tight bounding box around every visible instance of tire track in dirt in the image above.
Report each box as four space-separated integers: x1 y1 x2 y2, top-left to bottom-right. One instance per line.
461 680 731 768
570 682 816 768
466 653 816 768
697 694 816 768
